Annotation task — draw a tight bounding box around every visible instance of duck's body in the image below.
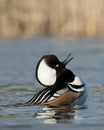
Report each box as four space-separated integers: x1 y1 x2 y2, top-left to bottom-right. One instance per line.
27 54 87 107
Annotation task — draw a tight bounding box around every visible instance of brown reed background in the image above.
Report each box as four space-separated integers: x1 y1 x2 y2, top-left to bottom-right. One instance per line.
0 0 104 38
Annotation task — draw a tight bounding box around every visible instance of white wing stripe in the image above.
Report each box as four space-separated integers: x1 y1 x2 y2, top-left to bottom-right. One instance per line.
48 96 56 101
33 90 47 103
38 90 51 103
41 94 52 103
53 93 60 97
47 92 60 102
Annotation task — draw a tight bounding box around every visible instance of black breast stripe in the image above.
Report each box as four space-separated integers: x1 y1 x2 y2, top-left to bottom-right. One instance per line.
66 82 85 93
70 83 85 89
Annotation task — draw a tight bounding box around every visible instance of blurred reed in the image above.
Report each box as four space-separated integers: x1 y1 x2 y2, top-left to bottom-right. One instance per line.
0 0 104 38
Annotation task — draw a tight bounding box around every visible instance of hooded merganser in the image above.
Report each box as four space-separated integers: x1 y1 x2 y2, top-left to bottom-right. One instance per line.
26 53 87 107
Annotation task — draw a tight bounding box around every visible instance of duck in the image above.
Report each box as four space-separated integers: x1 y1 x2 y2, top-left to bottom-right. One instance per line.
26 53 87 107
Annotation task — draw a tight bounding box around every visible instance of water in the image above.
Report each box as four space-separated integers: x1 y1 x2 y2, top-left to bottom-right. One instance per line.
0 37 104 130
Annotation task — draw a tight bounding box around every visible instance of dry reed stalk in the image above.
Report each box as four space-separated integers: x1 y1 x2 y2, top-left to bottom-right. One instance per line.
0 0 104 38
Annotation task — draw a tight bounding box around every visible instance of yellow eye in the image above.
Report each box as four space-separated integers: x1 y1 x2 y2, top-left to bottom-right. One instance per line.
55 64 59 68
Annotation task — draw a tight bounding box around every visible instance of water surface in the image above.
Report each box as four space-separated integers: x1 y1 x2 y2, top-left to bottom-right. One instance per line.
0 37 104 130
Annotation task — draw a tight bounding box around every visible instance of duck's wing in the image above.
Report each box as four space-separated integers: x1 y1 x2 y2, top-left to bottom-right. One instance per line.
26 88 60 105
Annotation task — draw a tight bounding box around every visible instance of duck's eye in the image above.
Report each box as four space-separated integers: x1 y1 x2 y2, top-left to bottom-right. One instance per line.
55 64 59 68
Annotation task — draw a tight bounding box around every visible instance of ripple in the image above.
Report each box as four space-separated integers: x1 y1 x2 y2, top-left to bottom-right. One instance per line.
0 37 104 128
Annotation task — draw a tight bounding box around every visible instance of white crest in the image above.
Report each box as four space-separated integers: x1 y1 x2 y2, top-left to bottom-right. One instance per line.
37 59 56 86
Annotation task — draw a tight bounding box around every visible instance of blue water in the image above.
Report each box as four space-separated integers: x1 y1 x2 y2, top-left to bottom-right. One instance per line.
0 37 104 130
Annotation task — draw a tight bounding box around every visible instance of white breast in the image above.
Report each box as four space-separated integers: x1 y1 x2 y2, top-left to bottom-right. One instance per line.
37 59 56 86
68 76 85 92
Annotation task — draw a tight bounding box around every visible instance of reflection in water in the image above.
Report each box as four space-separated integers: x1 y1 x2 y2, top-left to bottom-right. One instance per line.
34 105 87 124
